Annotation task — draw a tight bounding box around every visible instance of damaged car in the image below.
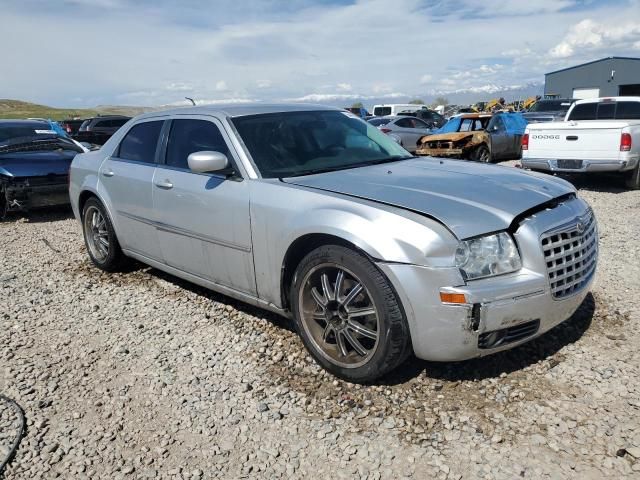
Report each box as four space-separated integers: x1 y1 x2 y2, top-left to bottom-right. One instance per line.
0 120 84 220
415 112 528 162
70 105 597 382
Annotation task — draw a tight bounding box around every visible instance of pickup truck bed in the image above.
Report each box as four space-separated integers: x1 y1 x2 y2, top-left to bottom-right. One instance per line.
521 96 640 189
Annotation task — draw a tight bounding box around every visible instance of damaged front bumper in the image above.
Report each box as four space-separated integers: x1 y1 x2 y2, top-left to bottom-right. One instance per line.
378 262 591 361
2 176 70 212
415 147 466 158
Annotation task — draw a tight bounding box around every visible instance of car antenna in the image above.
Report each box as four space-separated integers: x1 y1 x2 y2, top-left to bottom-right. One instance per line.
185 97 196 106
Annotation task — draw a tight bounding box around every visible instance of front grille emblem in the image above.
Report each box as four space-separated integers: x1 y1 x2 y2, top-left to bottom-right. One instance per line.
576 221 585 234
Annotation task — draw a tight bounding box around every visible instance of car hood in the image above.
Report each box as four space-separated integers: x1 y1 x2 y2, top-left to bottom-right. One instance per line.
419 132 478 143
0 150 76 178
283 158 574 239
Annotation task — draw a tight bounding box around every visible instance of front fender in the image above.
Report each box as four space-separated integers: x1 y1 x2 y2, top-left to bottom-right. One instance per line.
250 181 459 308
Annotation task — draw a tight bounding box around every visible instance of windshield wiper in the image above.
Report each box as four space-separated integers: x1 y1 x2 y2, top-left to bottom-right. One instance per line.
285 156 412 178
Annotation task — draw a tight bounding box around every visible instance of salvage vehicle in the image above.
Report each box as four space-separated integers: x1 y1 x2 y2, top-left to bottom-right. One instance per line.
368 116 433 152
70 105 597 382
522 98 574 124
74 115 130 145
522 97 640 189
1 120 84 220
415 112 527 162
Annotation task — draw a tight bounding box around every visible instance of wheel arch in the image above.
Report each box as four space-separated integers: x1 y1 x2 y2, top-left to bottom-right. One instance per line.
280 233 374 311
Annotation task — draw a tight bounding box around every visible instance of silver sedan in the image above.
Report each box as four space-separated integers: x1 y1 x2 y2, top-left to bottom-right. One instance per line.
368 116 434 152
69 105 597 382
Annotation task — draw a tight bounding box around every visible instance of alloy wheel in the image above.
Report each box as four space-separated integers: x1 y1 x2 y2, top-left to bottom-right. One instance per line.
84 205 109 263
298 263 380 368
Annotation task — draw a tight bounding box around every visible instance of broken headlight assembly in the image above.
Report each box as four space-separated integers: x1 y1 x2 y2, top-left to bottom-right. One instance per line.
455 232 522 280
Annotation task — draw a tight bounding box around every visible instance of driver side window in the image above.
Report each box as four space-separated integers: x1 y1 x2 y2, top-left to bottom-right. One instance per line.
165 119 231 170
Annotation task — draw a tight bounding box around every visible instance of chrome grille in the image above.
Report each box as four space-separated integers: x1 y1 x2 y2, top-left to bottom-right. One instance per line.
541 209 597 299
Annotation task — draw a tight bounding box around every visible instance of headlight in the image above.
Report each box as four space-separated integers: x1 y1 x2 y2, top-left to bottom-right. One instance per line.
455 232 522 280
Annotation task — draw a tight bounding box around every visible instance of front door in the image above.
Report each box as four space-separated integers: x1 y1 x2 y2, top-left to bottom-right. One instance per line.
98 119 164 260
487 116 510 160
152 116 256 296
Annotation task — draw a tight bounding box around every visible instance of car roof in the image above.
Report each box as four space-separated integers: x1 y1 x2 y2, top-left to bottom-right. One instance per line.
574 96 640 105
0 119 50 127
135 103 340 121
458 113 492 119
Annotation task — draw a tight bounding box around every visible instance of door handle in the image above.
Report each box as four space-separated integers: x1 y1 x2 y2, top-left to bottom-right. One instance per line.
101 169 114 177
155 180 173 189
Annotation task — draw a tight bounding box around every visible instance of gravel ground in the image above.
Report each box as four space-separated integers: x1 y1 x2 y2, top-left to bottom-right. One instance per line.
1 166 640 479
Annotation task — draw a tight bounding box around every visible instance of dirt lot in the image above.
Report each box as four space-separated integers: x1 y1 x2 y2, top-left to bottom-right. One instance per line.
1 165 640 479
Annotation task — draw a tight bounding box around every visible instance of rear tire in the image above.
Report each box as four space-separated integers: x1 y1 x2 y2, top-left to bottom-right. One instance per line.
290 245 411 383
472 144 491 163
624 163 640 190
82 197 128 271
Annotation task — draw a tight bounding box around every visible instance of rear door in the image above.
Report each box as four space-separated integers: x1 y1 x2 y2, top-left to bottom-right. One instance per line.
488 116 510 159
393 117 432 151
98 119 164 260
152 116 256 295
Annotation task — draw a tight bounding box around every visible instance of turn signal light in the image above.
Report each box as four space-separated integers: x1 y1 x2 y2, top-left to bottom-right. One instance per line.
440 292 467 304
621 133 632 152
380 128 392 134
521 133 529 150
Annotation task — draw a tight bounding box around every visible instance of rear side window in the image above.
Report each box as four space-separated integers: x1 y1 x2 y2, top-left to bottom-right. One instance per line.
373 107 391 116
111 119 129 127
568 103 597 120
615 102 640 119
395 118 415 128
165 119 231 170
116 121 163 163
597 102 615 120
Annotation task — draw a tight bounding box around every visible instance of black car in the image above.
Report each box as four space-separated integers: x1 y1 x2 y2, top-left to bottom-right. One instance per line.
397 109 446 128
522 99 574 123
60 119 85 136
0 120 84 220
74 115 130 145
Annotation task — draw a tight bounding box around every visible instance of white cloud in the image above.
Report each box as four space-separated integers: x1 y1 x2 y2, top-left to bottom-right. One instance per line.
165 82 193 92
256 79 272 89
215 81 228 91
550 19 640 58
420 74 433 85
336 83 352 92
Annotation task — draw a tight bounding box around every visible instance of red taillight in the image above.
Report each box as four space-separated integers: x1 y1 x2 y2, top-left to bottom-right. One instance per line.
621 133 632 152
521 133 529 150
380 128 392 134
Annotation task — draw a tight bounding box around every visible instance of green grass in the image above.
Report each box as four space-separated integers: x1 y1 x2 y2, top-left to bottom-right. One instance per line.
0 99 150 121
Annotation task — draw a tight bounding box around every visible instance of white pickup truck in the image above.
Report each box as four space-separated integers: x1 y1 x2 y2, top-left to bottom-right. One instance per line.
522 96 640 189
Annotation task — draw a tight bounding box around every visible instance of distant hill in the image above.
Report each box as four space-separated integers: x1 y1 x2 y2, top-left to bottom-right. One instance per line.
0 99 151 120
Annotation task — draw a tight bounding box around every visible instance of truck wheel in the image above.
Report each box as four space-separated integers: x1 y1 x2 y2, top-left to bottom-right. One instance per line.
82 197 128 271
291 245 411 383
473 145 491 163
624 163 640 190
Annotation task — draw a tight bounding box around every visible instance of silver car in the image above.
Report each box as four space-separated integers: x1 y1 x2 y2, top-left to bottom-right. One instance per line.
69 104 597 382
368 116 433 152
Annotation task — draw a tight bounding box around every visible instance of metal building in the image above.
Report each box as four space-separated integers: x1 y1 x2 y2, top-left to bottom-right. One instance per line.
544 56 640 99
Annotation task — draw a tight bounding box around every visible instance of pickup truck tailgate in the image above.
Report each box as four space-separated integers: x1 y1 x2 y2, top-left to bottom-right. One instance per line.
527 122 627 161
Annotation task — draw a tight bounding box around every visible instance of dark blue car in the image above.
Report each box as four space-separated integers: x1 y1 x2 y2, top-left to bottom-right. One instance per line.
0 120 84 220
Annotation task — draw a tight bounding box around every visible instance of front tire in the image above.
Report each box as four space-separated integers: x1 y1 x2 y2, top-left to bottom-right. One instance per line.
472 144 491 163
624 163 640 190
82 197 127 271
291 245 411 383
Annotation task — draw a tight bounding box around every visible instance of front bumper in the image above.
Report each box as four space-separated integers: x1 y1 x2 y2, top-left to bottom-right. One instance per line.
377 196 597 362
3 178 70 211
415 148 465 158
522 156 638 173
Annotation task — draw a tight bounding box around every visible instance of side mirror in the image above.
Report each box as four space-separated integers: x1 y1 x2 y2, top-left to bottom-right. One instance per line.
187 151 230 174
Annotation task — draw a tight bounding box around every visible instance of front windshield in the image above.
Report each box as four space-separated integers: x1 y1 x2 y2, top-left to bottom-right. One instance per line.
231 110 412 178
529 100 572 112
